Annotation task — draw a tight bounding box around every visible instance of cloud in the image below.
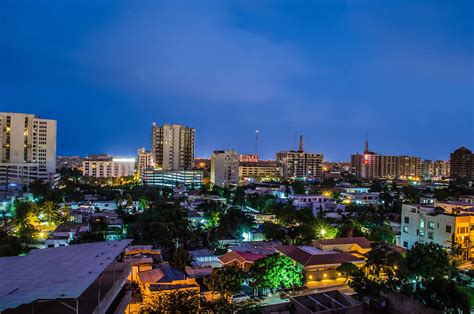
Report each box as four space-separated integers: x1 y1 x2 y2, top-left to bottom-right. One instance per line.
76 3 311 105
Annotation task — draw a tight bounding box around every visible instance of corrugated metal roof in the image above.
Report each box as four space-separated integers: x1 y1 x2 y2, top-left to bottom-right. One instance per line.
0 240 132 311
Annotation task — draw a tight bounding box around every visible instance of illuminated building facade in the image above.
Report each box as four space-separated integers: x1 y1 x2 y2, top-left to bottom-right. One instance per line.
151 124 195 170
351 141 420 180
210 150 239 187
0 112 57 187
82 156 135 178
276 135 323 180
421 159 450 179
239 161 280 182
137 148 153 176
400 203 474 260
141 168 203 188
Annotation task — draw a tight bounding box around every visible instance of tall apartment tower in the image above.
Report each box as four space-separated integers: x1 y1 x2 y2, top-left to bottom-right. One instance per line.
450 147 474 180
211 150 239 188
151 124 195 170
0 112 57 187
276 135 324 180
137 148 153 176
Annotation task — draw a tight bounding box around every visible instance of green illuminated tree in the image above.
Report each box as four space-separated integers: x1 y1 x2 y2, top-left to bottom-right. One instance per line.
250 253 303 292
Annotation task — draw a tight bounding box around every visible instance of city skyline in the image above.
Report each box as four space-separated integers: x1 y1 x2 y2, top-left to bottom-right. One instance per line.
3 1 473 160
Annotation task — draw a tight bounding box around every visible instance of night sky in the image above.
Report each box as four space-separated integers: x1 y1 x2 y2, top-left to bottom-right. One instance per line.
2 1 473 161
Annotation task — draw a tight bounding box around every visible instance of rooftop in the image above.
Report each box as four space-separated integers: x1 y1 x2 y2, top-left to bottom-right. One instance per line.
276 245 363 267
314 237 372 249
0 240 132 311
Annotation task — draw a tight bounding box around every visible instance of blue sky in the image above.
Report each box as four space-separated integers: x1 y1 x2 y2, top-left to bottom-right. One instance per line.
1 0 473 161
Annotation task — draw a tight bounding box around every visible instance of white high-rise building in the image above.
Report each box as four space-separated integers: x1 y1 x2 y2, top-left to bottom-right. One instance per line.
0 112 57 187
211 150 239 188
151 124 195 171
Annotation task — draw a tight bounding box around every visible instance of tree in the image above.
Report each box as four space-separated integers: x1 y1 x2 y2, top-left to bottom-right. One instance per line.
141 289 200 313
217 207 255 240
69 231 105 244
168 248 192 271
250 253 303 292
415 278 469 314
406 242 451 284
291 181 306 195
204 267 245 300
369 225 395 244
262 222 287 242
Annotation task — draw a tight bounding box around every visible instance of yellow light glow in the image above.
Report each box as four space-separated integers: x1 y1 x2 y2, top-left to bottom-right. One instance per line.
337 273 341 276
323 273 327 278
309 275 313 280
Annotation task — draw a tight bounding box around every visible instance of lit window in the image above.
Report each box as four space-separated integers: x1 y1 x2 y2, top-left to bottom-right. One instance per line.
428 221 435 229
419 219 425 228
403 226 408 233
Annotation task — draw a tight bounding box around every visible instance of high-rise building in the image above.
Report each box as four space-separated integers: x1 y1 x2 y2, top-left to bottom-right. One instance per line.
210 150 239 187
421 160 450 179
137 148 153 176
82 155 135 178
276 135 323 180
151 124 195 171
0 112 57 187
351 140 420 180
450 147 474 180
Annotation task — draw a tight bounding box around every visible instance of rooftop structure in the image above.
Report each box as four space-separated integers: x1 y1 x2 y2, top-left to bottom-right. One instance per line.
0 240 132 313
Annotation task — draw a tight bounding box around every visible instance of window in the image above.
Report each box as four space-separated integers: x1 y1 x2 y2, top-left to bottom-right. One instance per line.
428 232 434 240
403 241 408 248
419 219 425 228
446 225 452 233
403 226 408 233
428 221 435 229
404 216 409 224
419 230 425 237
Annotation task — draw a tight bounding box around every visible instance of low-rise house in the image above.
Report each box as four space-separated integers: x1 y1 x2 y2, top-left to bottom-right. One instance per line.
276 245 365 284
189 248 221 268
341 192 380 206
137 262 200 295
219 251 267 271
45 223 89 248
312 237 371 255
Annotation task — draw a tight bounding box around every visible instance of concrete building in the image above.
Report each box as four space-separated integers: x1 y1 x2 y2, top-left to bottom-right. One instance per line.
351 142 420 180
136 148 153 176
421 159 450 179
82 156 135 178
400 204 474 260
277 136 323 180
151 124 195 170
450 147 474 180
210 150 239 188
141 169 203 189
0 112 57 187
239 161 280 182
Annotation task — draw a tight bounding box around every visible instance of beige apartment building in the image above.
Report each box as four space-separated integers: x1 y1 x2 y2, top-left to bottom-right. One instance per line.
151 124 195 170
0 112 57 186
